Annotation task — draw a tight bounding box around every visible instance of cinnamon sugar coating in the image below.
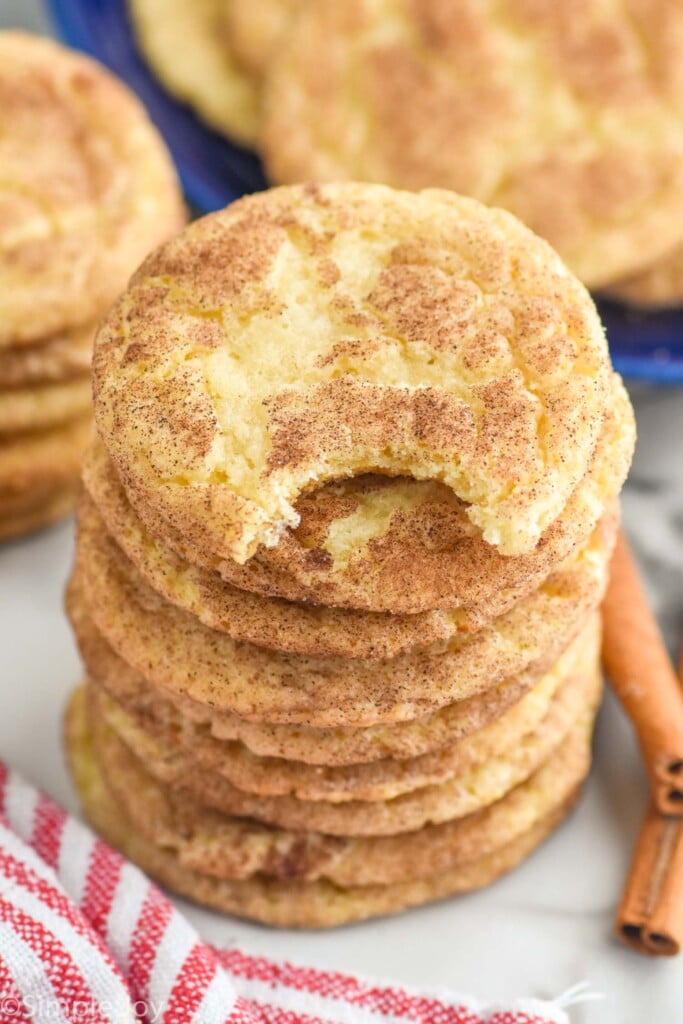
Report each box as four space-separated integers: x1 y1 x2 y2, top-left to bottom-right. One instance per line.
82 377 629 645
93 183 611 564
95 374 631 616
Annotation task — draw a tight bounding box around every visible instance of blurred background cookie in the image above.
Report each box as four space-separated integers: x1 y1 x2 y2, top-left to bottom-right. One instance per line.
0 418 90 540
0 322 93 391
605 244 683 309
223 0 302 83
0 31 184 347
261 0 683 290
0 30 184 541
128 0 261 146
121 0 683 328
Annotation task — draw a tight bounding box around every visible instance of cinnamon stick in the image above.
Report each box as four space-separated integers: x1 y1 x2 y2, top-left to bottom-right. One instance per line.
615 803 683 955
612 573 683 955
602 529 683 815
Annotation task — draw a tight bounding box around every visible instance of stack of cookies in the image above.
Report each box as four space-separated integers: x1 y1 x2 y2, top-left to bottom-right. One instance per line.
0 32 184 541
65 183 635 927
129 0 683 306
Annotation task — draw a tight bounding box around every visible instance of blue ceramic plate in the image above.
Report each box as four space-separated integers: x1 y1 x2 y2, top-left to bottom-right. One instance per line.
46 0 683 383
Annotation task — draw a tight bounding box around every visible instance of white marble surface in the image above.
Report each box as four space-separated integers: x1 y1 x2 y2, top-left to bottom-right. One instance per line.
3 2 683 1020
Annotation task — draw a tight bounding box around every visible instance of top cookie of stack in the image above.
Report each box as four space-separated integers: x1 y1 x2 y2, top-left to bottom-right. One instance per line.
0 32 185 541
66 183 634 927
93 183 618 564
129 0 683 305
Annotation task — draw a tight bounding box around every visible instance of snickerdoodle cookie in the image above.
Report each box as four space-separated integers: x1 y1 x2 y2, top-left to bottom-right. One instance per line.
263 0 683 289
0 32 184 348
129 0 261 146
93 183 612 566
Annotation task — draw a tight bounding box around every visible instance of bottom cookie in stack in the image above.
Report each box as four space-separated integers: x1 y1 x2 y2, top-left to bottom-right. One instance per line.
65 611 603 927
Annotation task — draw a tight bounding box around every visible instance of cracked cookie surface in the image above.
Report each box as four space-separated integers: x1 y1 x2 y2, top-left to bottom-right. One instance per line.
94 183 611 565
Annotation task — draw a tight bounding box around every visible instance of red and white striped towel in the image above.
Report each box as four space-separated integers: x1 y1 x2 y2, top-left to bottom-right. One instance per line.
0 761 591 1024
